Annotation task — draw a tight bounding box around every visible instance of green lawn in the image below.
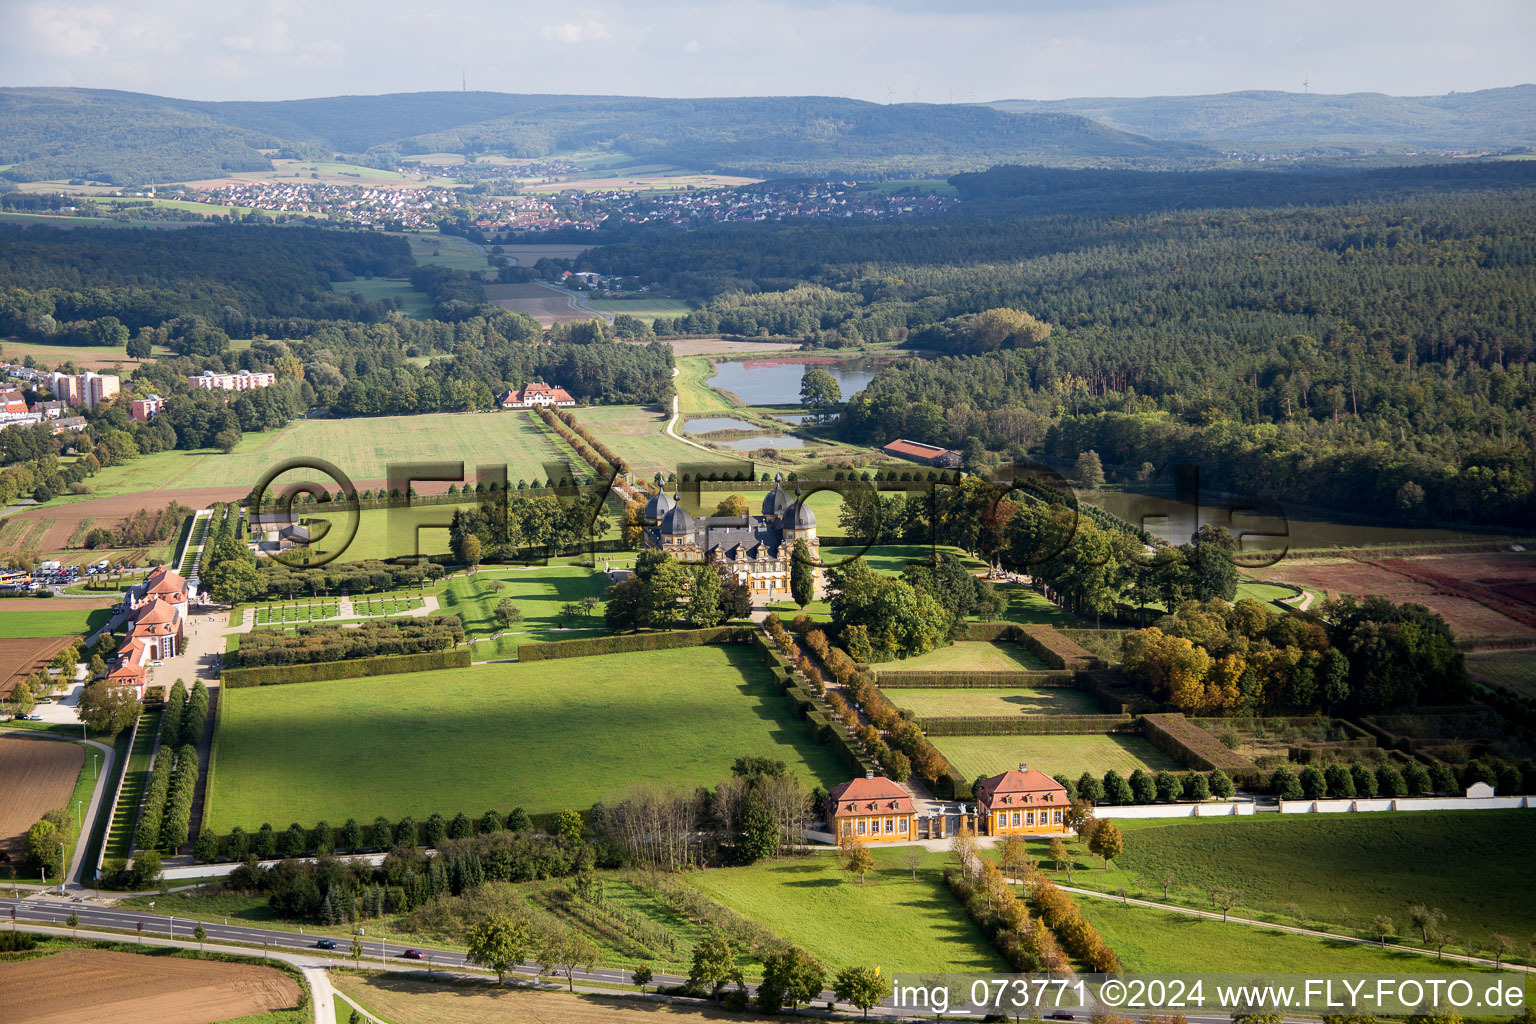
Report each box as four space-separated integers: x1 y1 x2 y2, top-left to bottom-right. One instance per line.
1468 650 1536 698
688 849 1006 975
1080 901 1499 975
52 411 567 507
397 230 489 272
675 357 738 416
1048 811 1536 949
571 406 700 481
207 645 846 829
0 607 111 639
330 278 433 318
876 641 1047 674
440 566 610 651
934 733 1178 781
887 687 1101 717
253 602 339 626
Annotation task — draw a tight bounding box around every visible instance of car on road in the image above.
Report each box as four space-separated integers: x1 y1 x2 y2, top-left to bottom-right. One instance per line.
35 697 51 704
70 896 83 903
401 949 424 960
1046 1014 1076 1020
315 939 337 949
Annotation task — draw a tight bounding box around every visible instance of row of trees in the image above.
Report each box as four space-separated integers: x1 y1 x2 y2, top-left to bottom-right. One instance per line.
230 616 464 668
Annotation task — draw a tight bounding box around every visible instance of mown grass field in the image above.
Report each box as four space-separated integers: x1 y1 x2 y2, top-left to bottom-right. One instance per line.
876 640 1047 673
588 297 693 320
396 230 489 272
442 566 609 657
207 645 845 829
67 411 568 502
687 849 1006 975
1045 811 1536 948
934 733 1178 781
887 687 1101 717
1080 901 1498 974
570 406 697 480
0 606 111 639
330 278 434 318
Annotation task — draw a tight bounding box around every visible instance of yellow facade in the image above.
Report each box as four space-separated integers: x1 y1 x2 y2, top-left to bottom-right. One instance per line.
986 804 1066 835
836 812 916 842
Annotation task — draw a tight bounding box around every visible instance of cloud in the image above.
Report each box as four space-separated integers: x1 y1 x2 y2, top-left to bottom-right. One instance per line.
539 20 612 45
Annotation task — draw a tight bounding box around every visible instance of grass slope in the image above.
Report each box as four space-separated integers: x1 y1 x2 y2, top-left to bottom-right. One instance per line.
208 645 845 829
688 850 1006 975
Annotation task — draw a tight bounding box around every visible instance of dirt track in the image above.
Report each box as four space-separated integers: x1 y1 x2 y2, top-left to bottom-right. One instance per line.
0 735 84 860
0 948 303 1024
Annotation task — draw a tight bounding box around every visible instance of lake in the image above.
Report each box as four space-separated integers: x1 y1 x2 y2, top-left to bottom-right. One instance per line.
707 359 878 405
1087 488 1506 552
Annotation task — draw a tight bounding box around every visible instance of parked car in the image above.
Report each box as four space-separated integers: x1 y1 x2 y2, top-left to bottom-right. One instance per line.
34 697 52 704
401 949 424 960
1047 1014 1076 1020
315 939 336 950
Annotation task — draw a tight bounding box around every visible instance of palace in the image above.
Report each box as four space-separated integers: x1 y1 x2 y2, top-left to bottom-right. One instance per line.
641 479 817 598
976 765 1070 835
828 774 916 842
106 564 191 697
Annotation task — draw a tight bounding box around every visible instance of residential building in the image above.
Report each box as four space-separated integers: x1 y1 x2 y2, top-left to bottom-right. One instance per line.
828 774 917 842
0 389 26 416
130 394 164 422
48 371 120 410
976 765 1070 835
642 477 818 598
882 438 962 469
497 382 576 408
39 400 67 419
187 369 276 391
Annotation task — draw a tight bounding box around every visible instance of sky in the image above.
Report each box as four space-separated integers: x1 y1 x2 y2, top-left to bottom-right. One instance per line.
2 0 1532 103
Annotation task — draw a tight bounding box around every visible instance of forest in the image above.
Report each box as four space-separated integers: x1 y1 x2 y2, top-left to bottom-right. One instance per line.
580 162 1536 527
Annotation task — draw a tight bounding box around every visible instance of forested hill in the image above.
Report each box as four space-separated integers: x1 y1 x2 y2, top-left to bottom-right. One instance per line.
0 87 1200 184
990 85 1536 155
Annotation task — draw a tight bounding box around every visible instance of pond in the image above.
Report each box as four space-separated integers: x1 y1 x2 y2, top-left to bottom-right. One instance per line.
714 435 807 450
1087 488 1505 551
682 417 759 434
707 359 878 406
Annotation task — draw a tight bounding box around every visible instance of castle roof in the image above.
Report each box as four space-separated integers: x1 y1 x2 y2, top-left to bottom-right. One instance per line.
976 768 1068 809
827 776 915 816
134 598 179 625
660 501 694 535
644 489 675 520
783 499 817 530
761 482 794 517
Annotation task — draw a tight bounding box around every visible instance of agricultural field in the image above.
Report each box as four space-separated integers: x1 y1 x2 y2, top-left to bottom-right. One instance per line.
1256 559 1432 598
0 735 84 863
395 230 490 272
483 282 604 326
0 947 304 1024
330 277 434 318
570 406 695 480
494 243 595 266
1080 902 1495 975
207 645 846 829
1047 812 1536 948
1405 593 1536 640
0 635 77 698
0 337 166 369
588 297 694 320
875 640 1048 674
887 687 1102 717
52 410 569 506
688 850 1007 975
933 733 1178 781
0 606 110 640
1467 650 1536 698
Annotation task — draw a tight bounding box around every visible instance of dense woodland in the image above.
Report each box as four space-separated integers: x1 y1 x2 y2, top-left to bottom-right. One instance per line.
582 162 1536 527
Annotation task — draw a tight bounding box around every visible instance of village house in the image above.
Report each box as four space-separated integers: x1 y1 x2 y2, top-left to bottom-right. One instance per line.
498 382 576 409
882 438 962 469
975 765 1070 835
827 774 917 842
0 389 27 416
642 478 817 598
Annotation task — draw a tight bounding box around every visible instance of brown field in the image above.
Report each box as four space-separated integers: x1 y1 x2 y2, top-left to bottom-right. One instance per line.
333 971 757 1024
1258 560 1433 597
1408 594 1536 640
0 948 302 1024
642 337 804 357
483 282 604 326
1409 551 1536 584
0 339 153 371
0 735 84 859
0 636 76 698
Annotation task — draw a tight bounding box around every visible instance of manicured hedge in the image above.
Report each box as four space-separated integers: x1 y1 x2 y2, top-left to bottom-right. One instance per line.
874 670 1077 687
918 714 1137 736
518 626 748 661
222 647 470 687
1140 712 1261 784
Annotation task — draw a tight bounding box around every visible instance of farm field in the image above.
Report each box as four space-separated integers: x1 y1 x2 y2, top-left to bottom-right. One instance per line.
483 282 603 326
0 607 109 640
688 850 1006 975
1050 812 1536 947
394 230 490 271
1467 650 1536 697
496 243 595 265
207 645 845 829
1256 559 1433 597
887 687 1102 717
330 277 433 318
331 971 753 1024
52 411 569 505
1407 593 1536 639
875 640 1048 674
0 735 84 863
0 635 76 697
0 947 304 1024
1080 902 1494 975
0 337 165 369
933 733 1178 781
588 297 693 320
570 405 695 480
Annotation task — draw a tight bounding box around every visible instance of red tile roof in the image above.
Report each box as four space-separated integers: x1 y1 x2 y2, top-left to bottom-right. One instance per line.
827 776 915 816
134 598 178 625
976 768 1068 809
882 438 953 459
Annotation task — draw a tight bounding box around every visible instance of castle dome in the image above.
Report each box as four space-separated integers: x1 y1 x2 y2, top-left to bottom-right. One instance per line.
784 499 817 530
660 500 694 535
762 480 794 517
644 489 675 520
